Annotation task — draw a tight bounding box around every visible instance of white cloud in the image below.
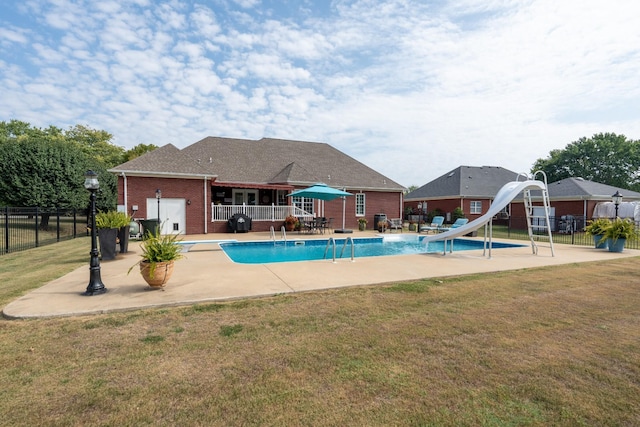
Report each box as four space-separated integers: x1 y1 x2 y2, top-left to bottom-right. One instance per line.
1 0 639 187
0 27 29 44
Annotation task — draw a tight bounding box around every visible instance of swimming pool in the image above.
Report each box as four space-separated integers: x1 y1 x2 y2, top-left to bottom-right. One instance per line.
219 235 524 264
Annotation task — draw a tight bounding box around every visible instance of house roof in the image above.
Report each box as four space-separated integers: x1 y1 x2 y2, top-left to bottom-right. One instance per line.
111 144 212 178
110 136 404 191
405 167 640 202
546 177 640 200
405 166 521 200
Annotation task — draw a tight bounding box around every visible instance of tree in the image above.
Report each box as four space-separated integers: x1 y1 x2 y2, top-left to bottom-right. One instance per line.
65 124 124 167
532 133 640 191
0 121 117 227
123 143 158 162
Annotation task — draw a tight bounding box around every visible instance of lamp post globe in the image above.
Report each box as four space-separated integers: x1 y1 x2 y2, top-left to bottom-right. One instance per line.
83 170 107 296
612 191 623 218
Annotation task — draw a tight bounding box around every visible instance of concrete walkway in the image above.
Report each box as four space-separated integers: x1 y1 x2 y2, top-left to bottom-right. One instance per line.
3 231 638 319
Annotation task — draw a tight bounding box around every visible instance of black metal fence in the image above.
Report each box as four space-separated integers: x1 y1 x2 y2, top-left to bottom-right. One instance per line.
477 215 640 250
0 207 89 255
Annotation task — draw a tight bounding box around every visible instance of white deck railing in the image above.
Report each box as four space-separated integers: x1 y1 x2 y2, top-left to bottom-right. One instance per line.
211 204 313 222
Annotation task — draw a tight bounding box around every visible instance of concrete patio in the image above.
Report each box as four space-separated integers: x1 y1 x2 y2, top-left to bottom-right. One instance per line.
3 231 638 319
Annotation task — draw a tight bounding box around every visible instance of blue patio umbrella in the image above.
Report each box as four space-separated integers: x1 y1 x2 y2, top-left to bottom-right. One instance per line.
287 183 352 200
287 183 353 232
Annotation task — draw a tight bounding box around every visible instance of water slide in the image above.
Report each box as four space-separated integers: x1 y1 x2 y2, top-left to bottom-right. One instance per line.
421 180 547 244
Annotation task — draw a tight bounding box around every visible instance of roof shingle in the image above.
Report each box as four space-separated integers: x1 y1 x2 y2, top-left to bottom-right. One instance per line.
110 137 404 190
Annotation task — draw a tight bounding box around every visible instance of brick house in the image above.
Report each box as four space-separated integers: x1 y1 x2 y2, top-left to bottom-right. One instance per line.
109 137 405 234
405 166 640 230
510 177 640 230
404 166 520 224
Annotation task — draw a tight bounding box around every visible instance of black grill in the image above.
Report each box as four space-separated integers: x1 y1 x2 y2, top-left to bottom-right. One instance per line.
228 213 252 233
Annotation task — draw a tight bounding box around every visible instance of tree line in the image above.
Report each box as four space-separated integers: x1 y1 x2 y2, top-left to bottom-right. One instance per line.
531 132 640 192
0 120 156 220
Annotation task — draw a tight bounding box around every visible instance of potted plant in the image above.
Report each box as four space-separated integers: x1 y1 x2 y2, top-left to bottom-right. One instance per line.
116 212 133 254
95 211 130 260
602 218 636 252
129 226 183 288
358 217 367 231
584 218 611 249
284 215 299 231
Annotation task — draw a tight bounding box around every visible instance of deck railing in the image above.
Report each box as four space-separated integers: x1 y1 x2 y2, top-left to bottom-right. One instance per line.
211 204 312 222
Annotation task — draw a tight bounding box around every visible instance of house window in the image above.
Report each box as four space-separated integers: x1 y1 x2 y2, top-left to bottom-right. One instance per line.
292 196 314 214
470 201 482 214
277 190 287 206
356 193 365 216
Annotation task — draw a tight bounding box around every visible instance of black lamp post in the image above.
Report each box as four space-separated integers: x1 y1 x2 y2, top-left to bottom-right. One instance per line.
156 189 162 233
83 170 107 296
612 190 623 218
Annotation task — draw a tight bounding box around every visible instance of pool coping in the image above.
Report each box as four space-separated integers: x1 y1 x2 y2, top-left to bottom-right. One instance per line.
3 231 639 319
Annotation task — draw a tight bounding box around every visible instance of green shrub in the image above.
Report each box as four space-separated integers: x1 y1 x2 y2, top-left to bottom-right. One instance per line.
584 218 611 236
95 211 131 229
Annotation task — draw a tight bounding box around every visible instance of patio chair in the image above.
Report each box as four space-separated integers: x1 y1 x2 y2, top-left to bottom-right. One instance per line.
420 216 444 233
321 217 333 234
440 218 469 231
389 218 403 233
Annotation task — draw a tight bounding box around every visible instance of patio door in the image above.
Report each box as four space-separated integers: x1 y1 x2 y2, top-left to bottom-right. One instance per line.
233 190 257 205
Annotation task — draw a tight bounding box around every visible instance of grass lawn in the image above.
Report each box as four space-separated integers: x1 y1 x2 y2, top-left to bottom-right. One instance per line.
0 238 639 426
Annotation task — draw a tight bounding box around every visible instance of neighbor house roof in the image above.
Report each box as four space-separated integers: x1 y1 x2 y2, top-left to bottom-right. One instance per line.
110 137 404 191
546 177 640 200
405 166 521 201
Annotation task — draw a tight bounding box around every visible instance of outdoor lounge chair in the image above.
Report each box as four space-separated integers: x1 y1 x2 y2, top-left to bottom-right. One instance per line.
440 218 469 231
389 218 403 233
420 216 444 233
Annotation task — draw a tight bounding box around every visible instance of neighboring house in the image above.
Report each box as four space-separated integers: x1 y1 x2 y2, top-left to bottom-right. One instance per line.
510 177 640 229
109 137 405 234
405 165 640 229
404 166 520 223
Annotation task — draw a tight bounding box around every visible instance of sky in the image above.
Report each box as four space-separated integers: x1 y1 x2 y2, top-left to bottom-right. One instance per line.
1 0 639 188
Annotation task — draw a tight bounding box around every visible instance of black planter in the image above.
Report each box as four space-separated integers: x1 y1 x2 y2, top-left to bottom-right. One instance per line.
118 225 130 253
98 228 118 260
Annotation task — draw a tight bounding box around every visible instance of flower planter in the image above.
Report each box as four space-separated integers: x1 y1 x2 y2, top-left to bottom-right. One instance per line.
593 235 607 249
118 225 131 253
98 228 118 260
607 238 625 253
140 260 175 287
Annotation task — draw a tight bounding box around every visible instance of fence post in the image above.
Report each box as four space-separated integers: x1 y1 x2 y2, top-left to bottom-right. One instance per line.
35 207 39 248
3 207 8 254
56 207 61 242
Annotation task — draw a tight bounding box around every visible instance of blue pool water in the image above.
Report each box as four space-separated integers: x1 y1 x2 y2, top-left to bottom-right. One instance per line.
219 236 524 264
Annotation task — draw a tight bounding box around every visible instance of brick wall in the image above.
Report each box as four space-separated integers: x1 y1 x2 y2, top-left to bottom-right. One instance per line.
119 176 404 235
118 176 207 234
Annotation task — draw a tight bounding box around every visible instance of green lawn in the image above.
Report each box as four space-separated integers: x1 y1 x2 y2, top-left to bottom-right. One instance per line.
0 238 639 426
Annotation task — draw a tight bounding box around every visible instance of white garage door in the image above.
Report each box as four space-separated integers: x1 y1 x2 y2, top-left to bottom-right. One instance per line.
146 198 186 234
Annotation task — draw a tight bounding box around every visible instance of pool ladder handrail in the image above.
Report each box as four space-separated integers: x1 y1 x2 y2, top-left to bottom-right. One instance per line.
324 237 355 262
269 226 287 244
